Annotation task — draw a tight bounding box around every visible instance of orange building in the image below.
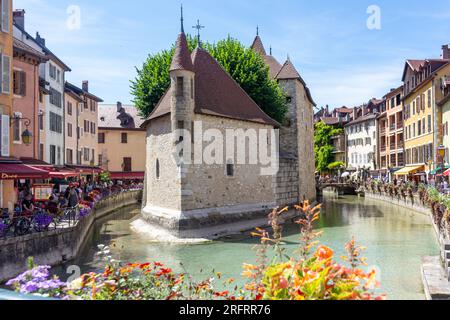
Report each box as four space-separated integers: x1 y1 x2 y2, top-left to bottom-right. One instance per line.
378 86 404 180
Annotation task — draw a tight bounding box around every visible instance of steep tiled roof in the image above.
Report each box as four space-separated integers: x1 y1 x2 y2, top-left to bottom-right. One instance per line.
345 114 377 127
251 36 266 56
276 58 301 80
145 47 279 127
263 55 283 79
170 32 194 72
276 59 317 107
191 47 278 126
99 104 145 129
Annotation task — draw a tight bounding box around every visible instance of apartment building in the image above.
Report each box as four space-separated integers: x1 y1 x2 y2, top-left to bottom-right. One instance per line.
402 45 450 177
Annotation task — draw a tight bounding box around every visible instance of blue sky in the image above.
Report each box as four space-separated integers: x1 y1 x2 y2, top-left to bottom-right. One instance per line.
14 0 450 110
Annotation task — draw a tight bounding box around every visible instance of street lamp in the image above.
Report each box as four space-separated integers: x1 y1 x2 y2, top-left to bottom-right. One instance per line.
10 116 33 146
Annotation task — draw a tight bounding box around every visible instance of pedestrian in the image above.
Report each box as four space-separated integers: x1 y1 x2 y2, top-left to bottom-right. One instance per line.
68 186 80 208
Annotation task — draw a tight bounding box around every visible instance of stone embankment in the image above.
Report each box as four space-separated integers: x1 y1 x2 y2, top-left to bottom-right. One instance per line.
0 190 142 283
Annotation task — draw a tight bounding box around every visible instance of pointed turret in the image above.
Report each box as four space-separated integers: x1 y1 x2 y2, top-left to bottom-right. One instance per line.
251 35 266 56
169 6 193 72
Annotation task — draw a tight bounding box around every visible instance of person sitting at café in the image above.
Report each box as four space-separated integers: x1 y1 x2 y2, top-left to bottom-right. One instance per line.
57 194 68 211
46 196 59 215
22 194 35 214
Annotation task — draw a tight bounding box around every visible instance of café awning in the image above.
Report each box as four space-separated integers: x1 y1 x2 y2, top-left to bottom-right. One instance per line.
393 165 425 176
0 163 50 180
430 165 450 175
110 172 145 180
65 165 103 174
444 168 450 177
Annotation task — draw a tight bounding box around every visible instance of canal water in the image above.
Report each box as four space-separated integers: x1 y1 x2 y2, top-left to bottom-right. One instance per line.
55 194 440 300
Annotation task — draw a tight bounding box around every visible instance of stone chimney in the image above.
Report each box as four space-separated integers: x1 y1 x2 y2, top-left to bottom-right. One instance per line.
82 80 89 92
353 107 358 121
35 32 45 47
13 9 25 29
442 45 450 60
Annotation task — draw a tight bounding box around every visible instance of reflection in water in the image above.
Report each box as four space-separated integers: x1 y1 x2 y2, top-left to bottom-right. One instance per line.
54 195 439 300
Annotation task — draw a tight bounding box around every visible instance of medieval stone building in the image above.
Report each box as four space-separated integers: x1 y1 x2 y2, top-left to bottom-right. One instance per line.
141 23 316 238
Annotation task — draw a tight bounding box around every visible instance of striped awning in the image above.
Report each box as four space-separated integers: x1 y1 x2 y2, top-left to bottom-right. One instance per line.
393 165 425 176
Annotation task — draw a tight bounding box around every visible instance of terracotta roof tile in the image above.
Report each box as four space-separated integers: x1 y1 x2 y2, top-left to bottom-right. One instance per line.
170 32 194 72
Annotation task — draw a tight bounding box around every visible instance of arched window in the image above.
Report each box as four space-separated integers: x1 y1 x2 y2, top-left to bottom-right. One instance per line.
156 159 160 179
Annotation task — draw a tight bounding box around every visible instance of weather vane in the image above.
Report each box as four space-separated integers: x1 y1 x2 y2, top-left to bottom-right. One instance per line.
193 19 205 46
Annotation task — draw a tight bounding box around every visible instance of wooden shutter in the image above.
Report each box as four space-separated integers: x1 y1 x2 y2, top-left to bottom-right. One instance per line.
20 71 26 96
1 0 10 33
2 55 10 94
0 114 10 156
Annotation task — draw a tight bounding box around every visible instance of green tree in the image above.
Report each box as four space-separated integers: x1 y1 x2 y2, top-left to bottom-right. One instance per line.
314 121 344 173
130 35 287 123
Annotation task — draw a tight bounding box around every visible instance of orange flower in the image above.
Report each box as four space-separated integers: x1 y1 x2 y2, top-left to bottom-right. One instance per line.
214 291 229 297
315 245 334 260
156 268 172 277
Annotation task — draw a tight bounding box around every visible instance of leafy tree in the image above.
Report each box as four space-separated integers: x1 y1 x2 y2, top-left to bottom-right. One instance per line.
130 35 287 123
314 121 344 173
327 161 346 171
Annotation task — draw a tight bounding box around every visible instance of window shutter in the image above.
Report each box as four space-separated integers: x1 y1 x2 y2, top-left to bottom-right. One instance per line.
1 114 10 156
1 0 10 33
20 71 26 96
2 55 10 94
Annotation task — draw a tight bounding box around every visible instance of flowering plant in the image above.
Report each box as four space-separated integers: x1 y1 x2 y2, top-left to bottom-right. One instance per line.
0 221 8 237
6 258 67 299
7 202 385 300
33 213 53 230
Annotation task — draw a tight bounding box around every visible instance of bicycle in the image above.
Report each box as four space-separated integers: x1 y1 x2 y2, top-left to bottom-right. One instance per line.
63 205 79 227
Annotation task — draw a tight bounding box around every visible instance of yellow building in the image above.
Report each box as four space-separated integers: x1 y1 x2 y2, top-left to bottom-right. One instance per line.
438 75 450 162
98 103 146 181
0 0 15 209
402 47 450 177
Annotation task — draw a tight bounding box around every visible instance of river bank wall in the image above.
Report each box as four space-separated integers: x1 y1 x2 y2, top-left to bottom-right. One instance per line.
0 190 142 283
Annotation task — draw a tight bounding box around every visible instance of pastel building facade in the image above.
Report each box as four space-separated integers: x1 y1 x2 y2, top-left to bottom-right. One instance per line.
402 48 450 175
98 103 146 180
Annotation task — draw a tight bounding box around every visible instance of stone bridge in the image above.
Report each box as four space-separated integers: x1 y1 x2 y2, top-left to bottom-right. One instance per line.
316 182 358 196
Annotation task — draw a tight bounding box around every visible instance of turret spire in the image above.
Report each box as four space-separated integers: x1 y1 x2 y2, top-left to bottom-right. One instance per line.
180 4 184 33
256 25 259 36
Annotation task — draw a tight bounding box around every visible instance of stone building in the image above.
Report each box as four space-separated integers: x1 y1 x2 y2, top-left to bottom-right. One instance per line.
141 22 316 238
251 33 316 204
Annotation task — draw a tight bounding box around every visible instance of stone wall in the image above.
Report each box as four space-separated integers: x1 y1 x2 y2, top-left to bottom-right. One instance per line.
274 156 299 207
278 79 316 203
0 190 142 283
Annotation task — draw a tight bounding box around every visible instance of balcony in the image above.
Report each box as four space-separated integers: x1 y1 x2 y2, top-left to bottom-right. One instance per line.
389 124 397 131
380 127 387 136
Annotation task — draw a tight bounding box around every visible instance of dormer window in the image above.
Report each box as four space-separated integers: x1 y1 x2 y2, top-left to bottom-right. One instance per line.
176 77 184 96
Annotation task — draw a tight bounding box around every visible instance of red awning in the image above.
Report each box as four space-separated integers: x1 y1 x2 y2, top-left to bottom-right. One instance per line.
49 170 80 179
0 163 50 180
444 168 450 177
65 166 103 174
110 172 145 180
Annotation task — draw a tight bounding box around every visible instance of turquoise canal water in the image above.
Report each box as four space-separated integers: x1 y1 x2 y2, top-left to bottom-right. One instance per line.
56 194 440 300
